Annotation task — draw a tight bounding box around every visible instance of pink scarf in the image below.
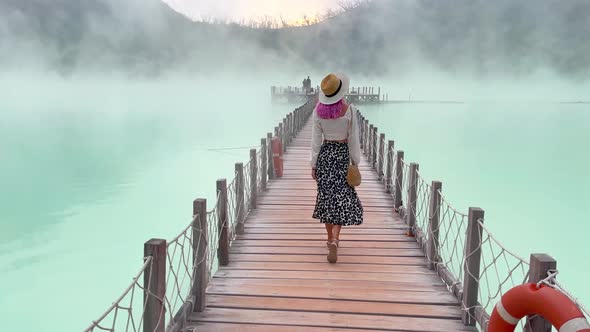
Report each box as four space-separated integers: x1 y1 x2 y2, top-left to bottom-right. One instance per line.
316 99 346 119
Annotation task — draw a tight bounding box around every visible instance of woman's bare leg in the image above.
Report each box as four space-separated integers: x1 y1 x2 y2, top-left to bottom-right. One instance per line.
327 224 341 263
332 225 342 243
325 223 334 243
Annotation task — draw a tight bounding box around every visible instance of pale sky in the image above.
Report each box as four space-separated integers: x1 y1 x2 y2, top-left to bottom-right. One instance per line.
163 0 341 23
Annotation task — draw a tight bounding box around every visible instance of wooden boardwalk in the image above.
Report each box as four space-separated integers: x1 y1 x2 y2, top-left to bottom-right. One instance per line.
187 119 474 331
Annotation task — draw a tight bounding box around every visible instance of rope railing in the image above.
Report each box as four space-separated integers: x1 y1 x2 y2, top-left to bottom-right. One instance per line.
411 171 431 245
164 216 200 327
377 133 386 179
226 177 240 243
84 256 157 332
553 279 590 318
356 109 589 331
256 150 264 194
399 160 410 216
205 201 221 280
434 191 469 288
391 151 403 209
242 159 253 216
463 217 530 330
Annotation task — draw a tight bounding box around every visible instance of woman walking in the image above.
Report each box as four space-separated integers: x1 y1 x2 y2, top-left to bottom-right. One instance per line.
311 73 364 264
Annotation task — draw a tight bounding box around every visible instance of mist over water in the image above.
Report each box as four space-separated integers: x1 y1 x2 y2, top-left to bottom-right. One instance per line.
1 0 589 330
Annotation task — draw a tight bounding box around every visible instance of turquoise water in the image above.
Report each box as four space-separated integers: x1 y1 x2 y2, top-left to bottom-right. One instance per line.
1 74 589 330
362 101 590 310
0 76 295 331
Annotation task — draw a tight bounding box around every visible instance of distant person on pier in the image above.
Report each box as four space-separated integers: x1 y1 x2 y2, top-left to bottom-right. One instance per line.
310 73 363 264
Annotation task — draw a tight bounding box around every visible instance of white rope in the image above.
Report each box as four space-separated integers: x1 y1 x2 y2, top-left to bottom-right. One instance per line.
84 256 155 332
542 271 590 319
536 269 559 288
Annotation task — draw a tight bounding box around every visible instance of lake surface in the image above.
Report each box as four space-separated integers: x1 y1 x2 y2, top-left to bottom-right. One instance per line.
361 101 590 312
1 76 588 330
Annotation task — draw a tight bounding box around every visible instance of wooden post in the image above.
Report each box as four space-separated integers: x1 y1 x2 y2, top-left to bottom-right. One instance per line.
406 163 419 235
144 239 166 332
235 163 245 234
291 112 295 138
290 113 294 140
365 120 369 153
286 114 290 144
279 122 284 152
250 148 258 210
216 179 229 266
525 254 557 332
284 115 288 145
362 118 366 153
192 199 207 312
260 138 267 191
462 207 485 326
360 116 365 149
267 133 274 180
394 151 405 209
427 181 442 270
291 113 293 139
368 124 373 160
282 118 287 150
359 116 363 149
385 140 394 192
378 133 385 179
371 127 378 169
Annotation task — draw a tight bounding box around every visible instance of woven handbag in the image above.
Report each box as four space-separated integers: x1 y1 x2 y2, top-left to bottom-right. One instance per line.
347 163 361 187
346 108 361 187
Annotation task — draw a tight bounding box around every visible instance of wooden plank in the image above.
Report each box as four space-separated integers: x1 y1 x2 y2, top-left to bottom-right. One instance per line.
230 240 420 249
211 278 446 293
214 270 443 284
189 322 397 332
244 223 403 229
247 211 399 218
238 233 414 241
243 227 406 234
206 295 461 318
189 308 473 331
254 207 396 214
245 217 402 223
206 284 458 305
257 196 393 202
219 261 433 274
229 254 427 265
257 202 394 208
229 246 426 257
257 199 394 206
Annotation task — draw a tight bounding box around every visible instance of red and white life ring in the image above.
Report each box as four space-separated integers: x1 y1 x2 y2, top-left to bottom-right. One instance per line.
489 283 590 332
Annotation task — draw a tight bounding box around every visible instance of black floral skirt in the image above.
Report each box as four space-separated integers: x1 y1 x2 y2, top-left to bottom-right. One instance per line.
312 142 363 226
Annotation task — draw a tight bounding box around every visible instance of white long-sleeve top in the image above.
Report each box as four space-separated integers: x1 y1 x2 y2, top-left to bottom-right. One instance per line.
310 104 361 168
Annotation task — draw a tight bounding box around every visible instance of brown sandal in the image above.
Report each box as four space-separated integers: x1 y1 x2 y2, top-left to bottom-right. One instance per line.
327 240 338 263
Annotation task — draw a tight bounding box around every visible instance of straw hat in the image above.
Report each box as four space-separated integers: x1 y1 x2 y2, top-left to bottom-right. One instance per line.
319 72 350 105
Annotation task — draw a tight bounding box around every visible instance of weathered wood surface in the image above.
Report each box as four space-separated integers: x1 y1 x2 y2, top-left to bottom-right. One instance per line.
187 118 472 331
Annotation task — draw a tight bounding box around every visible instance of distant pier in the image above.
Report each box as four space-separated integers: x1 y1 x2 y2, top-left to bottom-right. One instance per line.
271 85 388 104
